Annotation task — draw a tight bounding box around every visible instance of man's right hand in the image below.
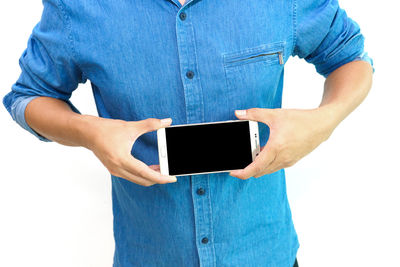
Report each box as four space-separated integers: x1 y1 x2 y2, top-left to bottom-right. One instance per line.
25 97 176 187
84 116 178 186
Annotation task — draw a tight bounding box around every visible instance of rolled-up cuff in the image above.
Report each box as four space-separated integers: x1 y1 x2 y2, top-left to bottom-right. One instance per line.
10 95 52 142
4 92 82 142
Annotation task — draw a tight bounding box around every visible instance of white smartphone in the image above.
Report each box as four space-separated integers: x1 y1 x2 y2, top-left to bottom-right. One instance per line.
157 120 260 176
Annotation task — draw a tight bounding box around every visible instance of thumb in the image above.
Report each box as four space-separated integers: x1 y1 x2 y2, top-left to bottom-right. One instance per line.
137 117 172 134
234 108 275 123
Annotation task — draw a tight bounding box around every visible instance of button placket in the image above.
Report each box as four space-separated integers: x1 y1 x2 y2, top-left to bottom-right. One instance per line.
175 5 215 266
175 9 204 124
191 174 216 266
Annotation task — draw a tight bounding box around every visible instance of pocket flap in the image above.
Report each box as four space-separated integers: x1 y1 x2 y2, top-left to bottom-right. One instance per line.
222 41 285 67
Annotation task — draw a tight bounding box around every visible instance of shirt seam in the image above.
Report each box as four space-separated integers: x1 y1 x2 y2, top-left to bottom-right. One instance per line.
56 0 88 82
291 0 297 57
189 17 205 124
206 175 217 267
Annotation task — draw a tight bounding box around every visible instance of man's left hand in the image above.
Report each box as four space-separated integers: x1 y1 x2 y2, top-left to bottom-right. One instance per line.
229 107 335 179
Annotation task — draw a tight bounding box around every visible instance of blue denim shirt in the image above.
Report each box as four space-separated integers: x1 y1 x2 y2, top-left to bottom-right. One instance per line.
3 0 373 266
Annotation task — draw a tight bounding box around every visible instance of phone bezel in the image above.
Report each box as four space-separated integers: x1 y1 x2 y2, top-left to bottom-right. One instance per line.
157 120 260 176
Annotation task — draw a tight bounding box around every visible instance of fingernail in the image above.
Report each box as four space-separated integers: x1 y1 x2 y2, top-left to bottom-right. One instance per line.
168 176 177 183
235 110 246 116
161 118 172 125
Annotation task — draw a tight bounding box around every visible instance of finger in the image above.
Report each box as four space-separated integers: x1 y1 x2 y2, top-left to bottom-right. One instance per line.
135 117 173 135
230 143 276 179
234 108 275 123
115 167 157 187
122 157 177 184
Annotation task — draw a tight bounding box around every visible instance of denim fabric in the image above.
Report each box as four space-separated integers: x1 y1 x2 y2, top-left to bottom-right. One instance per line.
3 0 373 266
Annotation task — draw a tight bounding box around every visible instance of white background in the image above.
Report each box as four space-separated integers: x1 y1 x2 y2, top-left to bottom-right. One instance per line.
0 1 399 266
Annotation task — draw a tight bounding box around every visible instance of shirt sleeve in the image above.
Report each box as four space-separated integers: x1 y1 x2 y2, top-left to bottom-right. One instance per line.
2 0 86 142
292 0 374 78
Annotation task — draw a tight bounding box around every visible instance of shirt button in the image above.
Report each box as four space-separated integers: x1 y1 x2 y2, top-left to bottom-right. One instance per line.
179 12 187 21
186 70 194 79
201 237 209 244
196 187 205 195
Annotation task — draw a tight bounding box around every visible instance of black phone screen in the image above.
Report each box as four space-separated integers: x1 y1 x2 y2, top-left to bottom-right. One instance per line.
164 120 253 176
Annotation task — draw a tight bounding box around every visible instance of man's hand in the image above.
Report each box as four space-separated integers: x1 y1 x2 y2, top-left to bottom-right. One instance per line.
229 107 334 179
229 61 373 180
84 116 178 186
25 97 178 187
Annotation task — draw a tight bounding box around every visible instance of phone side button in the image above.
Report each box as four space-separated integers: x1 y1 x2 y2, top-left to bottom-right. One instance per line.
160 147 167 158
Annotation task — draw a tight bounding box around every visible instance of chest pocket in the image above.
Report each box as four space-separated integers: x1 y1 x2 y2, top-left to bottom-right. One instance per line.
222 41 285 105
